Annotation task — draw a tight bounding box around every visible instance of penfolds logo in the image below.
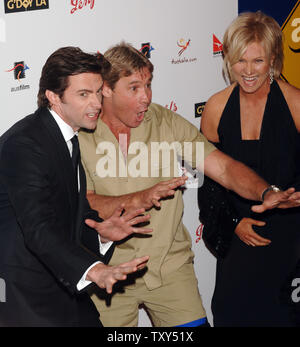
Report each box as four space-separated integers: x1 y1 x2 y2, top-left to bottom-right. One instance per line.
70 0 95 14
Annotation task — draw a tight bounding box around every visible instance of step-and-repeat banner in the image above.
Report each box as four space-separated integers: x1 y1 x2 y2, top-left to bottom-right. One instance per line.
0 0 239 326
4 0 298 327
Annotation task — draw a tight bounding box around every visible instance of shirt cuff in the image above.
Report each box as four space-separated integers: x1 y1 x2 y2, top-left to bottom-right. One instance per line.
98 235 113 255
77 237 113 291
76 261 101 291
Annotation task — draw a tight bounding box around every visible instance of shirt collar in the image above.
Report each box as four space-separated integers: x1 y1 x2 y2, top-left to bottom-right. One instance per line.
49 108 78 143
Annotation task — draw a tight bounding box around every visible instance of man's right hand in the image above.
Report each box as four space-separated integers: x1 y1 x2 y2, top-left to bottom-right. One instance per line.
86 256 149 293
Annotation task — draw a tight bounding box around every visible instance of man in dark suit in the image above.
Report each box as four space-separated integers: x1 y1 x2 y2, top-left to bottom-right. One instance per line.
0 47 150 327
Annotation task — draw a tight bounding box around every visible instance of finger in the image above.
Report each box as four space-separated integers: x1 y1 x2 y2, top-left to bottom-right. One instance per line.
288 192 300 200
158 189 176 198
151 198 161 207
282 187 295 196
251 204 266 213
250 219 266 227
248 232 271 245
123 208 146 221
129 214 151 226
105 282 114 294
248 238 271 246
85 218 97 229
169 178 187 188
131 227 152 234
121 256 150 269
113 272 127 281
167 177 188 184
278 201 300 209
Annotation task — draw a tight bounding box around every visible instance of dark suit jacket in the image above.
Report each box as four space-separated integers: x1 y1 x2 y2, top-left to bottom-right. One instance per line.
0 108 110 327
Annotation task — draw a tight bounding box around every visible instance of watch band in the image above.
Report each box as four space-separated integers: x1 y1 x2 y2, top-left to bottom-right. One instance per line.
261 185 281 201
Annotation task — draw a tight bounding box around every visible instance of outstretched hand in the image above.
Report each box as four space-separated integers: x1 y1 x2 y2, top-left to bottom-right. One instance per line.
86 256 149 293
85 204 152 243
251 187 300 213
130 176 188 210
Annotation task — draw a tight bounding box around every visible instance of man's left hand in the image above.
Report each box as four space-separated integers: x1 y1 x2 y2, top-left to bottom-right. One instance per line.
251 187 300 213
85 204 152 243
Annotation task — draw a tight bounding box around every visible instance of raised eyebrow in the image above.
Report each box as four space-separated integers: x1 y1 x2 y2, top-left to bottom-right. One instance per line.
128 78 153 85
77 89 92 94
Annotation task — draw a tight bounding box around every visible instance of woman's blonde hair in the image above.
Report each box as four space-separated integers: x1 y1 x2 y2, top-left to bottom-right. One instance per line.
222 11 283 83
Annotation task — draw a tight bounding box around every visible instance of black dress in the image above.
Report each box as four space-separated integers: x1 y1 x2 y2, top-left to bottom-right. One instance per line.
209 82 300 326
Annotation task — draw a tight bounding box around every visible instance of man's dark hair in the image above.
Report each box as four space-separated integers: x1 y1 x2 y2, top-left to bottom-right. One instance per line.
37 46 110 108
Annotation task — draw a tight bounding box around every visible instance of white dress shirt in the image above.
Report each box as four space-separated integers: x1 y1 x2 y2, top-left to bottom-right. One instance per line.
49 109 112 290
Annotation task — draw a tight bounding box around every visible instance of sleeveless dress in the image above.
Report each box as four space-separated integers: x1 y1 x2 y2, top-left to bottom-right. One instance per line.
211 81 300 327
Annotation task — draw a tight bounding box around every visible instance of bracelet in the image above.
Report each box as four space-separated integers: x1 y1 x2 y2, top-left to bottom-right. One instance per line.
261 185 281 201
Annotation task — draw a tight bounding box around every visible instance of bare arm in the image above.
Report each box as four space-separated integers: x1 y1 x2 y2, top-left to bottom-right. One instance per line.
86 176 187 219
203 149 268 201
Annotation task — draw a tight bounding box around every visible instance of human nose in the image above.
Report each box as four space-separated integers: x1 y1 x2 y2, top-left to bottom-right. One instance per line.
140 87 151 104
91 93 102 109
244 62 254 75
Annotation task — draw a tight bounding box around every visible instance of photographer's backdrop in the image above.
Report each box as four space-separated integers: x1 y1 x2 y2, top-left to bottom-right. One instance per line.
0 0 298 326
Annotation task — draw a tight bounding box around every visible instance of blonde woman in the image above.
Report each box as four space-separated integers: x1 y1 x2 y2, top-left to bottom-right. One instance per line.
200 11 300 326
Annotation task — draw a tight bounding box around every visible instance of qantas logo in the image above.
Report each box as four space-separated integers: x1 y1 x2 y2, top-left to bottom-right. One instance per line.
213 34 223 56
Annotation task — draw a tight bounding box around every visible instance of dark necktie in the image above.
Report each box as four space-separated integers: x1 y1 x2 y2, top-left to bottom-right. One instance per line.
71 135 79 188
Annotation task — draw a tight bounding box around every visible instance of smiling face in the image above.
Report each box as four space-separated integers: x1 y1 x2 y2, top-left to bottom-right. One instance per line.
231 41 273 94
48 72 103 131
102 67 152 130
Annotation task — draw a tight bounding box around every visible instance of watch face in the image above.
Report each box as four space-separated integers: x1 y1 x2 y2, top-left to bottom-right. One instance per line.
270 185 281 192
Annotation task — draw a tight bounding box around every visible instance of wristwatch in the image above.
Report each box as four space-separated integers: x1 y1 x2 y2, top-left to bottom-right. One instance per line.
261 185 281 201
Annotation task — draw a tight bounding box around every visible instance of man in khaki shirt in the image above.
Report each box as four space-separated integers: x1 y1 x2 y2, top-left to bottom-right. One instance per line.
79 43 299 327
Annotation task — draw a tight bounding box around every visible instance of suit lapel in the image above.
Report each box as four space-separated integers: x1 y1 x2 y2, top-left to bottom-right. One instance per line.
38 109 79 230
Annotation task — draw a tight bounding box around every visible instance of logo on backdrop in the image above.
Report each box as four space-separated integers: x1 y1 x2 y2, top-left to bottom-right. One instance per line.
165 100 178 112
213 34 223 56
281 0 300 88
195 102 206 118
70 0 95 14
4 0 49 14
140 42 154 58
6 61 30 81
171 38 197 64
5 61 30 92
195 224 203 243
177 38 190 56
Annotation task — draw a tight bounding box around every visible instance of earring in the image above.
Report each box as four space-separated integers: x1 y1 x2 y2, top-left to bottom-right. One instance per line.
269 67 274 85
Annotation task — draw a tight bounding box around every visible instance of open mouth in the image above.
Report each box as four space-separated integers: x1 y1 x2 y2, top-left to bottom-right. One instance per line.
137 111 146 121
242 76 258 85
86 112 99 120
